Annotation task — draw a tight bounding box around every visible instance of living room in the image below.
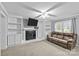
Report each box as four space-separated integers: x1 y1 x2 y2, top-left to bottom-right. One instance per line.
0 2 79 56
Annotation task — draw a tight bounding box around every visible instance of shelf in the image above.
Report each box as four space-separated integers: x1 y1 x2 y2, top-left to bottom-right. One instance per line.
8 23 21 25
8 29 21 31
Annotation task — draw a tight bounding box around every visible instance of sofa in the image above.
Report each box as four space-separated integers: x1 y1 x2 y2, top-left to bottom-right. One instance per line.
47 32 77 50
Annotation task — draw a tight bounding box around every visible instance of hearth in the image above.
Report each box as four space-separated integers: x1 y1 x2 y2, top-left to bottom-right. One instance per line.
25 30 36 40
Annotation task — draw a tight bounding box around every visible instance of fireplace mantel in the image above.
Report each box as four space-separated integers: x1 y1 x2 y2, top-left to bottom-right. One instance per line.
24 27 37 31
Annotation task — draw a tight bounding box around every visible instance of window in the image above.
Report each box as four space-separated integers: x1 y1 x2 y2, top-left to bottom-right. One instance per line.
55 22 63 32
55 20 72 33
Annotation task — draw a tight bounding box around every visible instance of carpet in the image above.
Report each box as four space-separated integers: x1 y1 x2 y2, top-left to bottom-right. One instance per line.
1 40 79 56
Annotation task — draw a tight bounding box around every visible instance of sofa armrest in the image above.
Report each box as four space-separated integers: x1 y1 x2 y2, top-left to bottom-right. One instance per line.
47 33 51 37
47 33 52 41
67 39 75 45
67 39 76 50
67 39 73 41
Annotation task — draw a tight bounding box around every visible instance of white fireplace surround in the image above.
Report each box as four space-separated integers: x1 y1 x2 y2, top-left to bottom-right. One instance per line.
22 27 40 43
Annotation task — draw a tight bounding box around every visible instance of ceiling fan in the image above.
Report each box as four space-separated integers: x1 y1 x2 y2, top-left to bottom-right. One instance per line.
20 2 66 19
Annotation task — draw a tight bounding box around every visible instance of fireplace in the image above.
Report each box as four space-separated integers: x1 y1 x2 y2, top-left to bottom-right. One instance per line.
25 30 36 40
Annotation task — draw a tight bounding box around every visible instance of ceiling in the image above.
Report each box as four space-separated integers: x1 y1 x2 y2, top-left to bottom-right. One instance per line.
1 2 79 20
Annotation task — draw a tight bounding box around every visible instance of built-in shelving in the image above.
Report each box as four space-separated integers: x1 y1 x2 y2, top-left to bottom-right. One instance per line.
7 17 22 47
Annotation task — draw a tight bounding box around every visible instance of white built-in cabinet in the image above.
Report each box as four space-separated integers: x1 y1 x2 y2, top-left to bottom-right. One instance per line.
7 17 22 47
1 12 23 49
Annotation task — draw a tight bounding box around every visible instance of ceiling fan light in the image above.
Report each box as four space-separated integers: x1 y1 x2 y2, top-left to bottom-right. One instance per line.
41 12 48 19
41 15 46 19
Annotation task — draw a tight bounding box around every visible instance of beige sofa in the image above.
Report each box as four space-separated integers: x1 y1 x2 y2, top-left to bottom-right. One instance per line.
47 32 77 50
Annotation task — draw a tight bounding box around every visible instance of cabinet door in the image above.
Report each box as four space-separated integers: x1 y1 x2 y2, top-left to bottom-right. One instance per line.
8 32 21 47
8 34 15 47
15 33 21 45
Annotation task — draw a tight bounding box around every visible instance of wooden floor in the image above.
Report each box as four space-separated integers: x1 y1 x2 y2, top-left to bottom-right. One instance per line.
1 40 79 56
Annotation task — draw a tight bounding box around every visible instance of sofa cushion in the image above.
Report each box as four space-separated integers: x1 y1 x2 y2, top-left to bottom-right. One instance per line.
57 35 63 39
53 34 57 38
64 33 74 37
67 39 73 41
64 36 73 40
52 37 67 44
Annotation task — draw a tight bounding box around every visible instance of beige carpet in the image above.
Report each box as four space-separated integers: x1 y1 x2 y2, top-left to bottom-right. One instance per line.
1 40 79 56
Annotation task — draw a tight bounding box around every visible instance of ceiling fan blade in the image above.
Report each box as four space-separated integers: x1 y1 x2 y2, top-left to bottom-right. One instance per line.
34 14 42 18
46 2 66 12
20 3 42 13
48 14 57 17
